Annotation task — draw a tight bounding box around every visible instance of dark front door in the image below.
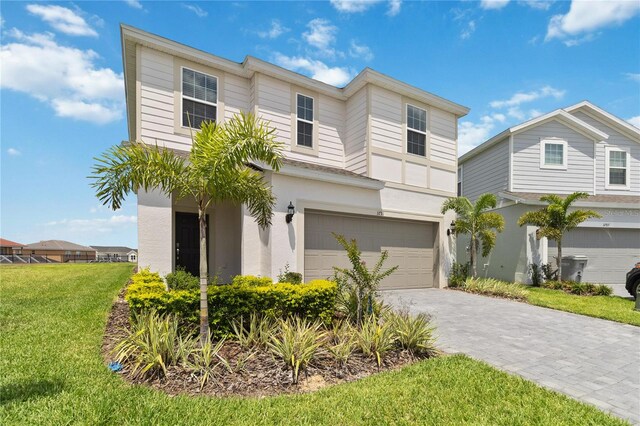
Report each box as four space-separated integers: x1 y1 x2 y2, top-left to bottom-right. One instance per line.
175 212 208 277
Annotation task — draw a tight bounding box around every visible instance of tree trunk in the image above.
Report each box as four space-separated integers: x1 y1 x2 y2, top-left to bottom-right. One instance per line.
198 204 209 344
470 235 477 278
556 239 563 283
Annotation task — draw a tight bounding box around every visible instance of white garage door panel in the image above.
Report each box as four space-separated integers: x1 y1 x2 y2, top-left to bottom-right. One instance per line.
548 228 639 292
304 211 435 289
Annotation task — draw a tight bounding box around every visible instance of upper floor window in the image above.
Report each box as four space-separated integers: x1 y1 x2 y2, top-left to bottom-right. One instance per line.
540 139 567 169
296 94 314 148
182 67 217 129
457 166 463 196
407 105 427 156
606 147 629 189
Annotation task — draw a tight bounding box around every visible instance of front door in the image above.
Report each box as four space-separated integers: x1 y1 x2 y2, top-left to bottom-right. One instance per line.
175 212 209 277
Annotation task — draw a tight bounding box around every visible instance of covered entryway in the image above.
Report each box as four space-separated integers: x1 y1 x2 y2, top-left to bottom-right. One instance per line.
304 210 436 289
548 228 639 294
175 212 209 277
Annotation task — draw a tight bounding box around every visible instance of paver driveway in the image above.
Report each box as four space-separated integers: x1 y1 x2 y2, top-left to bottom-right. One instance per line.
384 289 640 424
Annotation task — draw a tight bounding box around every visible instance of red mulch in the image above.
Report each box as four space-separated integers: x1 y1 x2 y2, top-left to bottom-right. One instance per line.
102 288 432 397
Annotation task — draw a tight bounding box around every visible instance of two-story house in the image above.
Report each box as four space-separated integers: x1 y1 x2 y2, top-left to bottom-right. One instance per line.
458 101 639 295
121 25 469 289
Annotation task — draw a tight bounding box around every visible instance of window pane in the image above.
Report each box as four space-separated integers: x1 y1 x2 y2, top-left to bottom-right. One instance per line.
609 151 626 168
609 168 626 185
407 130 426 156
544 143 563 165
182 68 194 85
297 94 313 122
183 99 216 128
297 120 313 147
407 105 426 132
183 69 217 103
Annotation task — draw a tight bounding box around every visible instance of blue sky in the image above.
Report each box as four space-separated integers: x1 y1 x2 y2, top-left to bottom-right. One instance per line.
1 0 639 248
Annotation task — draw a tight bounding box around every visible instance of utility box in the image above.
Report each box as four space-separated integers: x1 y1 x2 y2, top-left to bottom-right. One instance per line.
561 255 588 282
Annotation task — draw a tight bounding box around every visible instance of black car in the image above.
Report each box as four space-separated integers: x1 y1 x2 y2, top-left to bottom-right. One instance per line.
625 262 640 298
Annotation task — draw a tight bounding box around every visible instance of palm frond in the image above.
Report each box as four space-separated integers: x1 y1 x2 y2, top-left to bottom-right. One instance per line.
473 193 498 216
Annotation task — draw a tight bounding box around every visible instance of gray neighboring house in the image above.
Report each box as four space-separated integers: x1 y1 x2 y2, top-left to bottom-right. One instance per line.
457 101 639 296
91 246 138 262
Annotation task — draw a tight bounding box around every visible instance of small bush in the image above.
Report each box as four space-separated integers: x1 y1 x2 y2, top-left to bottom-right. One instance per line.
386 310 438 357
542 280 612 296
594 284 613 296
529 263 543 287
165 267 199 291
267 317 325 384
541 263 556 281
355 315 395 367
334 274 388 323
326 321 357 367
188 335 229 390
462 278 528 301
277 263 303 284
449 262 469 288
231 313 276 349
231 275 273 287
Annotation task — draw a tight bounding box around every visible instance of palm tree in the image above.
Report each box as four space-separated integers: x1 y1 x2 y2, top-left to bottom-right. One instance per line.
91 112 283 342
441 194 505 278
517 192 601 282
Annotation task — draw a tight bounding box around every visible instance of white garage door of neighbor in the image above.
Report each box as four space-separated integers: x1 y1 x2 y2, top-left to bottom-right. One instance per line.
548 228 640 288
304 211 435 290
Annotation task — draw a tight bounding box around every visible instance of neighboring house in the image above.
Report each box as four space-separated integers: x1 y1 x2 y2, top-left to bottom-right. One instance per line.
458 101 639 295
14 240 97 263
0 238 23 255
91 246 138 262
121 25 469 288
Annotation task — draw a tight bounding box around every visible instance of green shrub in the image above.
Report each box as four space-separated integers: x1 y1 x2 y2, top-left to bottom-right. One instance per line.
187 335 229 390
267 317 325 384
462 278 528 301
541 263 556 281
231 275 273 287
386 310 438 357
326 321 357 367
165 267 199 291
449 262 469 288
529 263 543 287
277 263 303 284
125 271 337 337
355 315 396 367
541 280 613 297
231 313 276 349
594 284 613 296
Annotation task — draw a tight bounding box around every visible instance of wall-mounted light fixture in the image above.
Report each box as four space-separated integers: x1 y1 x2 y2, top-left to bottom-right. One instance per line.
447 220 456 236
535 228 542 240
285 201 295 224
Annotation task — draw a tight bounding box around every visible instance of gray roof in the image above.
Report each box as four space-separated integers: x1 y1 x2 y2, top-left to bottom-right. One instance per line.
91 246 137 254
22 240 96 251
280 158 381 183
501 192 640 206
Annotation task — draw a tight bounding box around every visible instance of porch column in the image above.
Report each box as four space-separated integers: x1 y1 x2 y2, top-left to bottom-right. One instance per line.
137 188 173 277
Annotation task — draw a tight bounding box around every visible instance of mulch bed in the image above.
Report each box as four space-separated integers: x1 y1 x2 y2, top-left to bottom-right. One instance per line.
102 288 429 398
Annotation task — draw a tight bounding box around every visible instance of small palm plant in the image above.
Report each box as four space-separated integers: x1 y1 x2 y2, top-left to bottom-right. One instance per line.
441 194 505 278
333 234 398 326
517 192 601 282
91 112 283 343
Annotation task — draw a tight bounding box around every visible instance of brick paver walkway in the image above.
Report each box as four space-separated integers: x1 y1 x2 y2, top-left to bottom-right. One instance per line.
384 289 640 424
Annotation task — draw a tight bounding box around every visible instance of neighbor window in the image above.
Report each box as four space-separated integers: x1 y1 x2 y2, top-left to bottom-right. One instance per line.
296 94 314 148
540 139 567 169
182 67 217 129
407 105 427 156
457 166 463 196
606 147 629 188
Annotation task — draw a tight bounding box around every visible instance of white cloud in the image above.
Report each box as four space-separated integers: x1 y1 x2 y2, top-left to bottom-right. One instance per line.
459 115 499 155
272 53 354 87
7 148 21 156
26 4 97 37
330 0 402 16
183 3 208 17
349 40 374 61
489 86 565 108
628 116 640 129
257 19 289 39
519 0 553 10
625 72 640 82
124 0 143 9
1 29 124 124
44 215 137 236
480 0 510 10
303 18 337 50
461 20 476 39
546 0 640 45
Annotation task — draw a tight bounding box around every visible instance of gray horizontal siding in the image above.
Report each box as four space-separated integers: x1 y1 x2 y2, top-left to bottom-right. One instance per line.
512 120 594 194
461 138 509 201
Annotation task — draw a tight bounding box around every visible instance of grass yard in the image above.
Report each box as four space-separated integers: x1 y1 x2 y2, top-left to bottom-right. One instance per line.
0 264 628 425
526 287 640 327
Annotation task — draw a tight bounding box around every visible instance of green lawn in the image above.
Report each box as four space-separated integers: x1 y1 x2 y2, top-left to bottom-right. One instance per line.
0 264 628 425
526 287 640 327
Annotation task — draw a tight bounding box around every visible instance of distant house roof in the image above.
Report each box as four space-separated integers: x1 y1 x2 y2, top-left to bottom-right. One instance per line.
499 191 640 208
91 246 137 254
21 240 96 252
0 238 23 247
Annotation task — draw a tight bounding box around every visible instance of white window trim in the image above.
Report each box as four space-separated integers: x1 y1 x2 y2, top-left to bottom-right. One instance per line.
180 66 218 129
295 92 314 148
605 146 630 190
539 138 567 170
406 103 427 157
457 165 463 196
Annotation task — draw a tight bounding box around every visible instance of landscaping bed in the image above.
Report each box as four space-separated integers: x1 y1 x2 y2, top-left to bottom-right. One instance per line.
103 286 425 397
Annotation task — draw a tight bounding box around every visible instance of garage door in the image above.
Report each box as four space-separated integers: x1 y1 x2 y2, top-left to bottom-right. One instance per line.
304 211 435 290
548 228 639 294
